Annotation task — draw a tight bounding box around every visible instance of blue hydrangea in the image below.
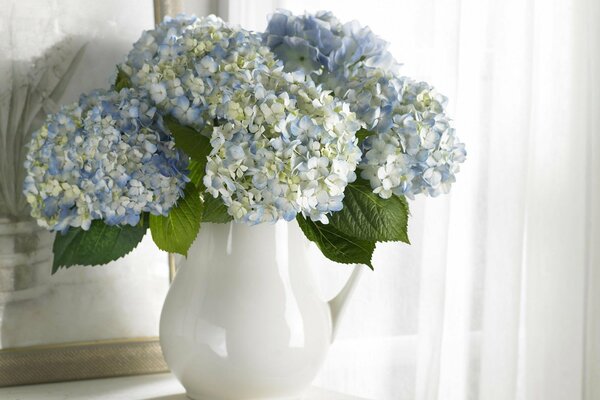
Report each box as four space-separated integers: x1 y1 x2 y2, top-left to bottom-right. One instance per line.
122 15 362 224
360 80 467 198
203 75 361 224
24 88 188 232
264 10 466 199
264 10 397 76
121 14 278 131
264 10 343 73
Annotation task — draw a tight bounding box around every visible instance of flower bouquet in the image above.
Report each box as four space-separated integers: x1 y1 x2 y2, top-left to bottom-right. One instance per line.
24 11 465 272
23 10 466 398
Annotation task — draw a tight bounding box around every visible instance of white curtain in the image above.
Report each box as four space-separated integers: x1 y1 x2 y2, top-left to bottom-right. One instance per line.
184 0 600 398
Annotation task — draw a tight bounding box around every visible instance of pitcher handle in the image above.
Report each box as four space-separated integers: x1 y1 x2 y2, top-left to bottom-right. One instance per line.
328 264 364 342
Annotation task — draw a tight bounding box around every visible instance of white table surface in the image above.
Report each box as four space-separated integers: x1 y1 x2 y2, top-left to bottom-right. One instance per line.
0 373 368 400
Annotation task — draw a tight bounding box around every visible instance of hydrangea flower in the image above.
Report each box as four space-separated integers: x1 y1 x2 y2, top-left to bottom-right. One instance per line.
23 88 188 232
264 10 466 199
121 14 278 131
264 10 343 73
264 10 397 76
203 74 361 224
361 80 467 198
122 15 362 224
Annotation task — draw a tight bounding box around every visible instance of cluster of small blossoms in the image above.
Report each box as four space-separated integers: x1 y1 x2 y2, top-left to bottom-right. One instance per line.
23 89 188 232
122 15 361 224
204 74 361 224
264 10 466 199
361 80 467 198
264 10 396 75
121 14 279 131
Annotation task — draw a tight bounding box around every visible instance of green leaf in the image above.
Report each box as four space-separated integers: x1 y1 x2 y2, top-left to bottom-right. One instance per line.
188 159 206 189
164 116 212 164
52 219 147 274
296 215 375 269
150 183 202 256
356 128 375 144
202 195 233 223
329 178 410 244
114 66 131 91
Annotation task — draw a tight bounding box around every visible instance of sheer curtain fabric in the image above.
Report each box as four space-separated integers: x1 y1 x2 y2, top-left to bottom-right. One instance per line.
185 1 600 398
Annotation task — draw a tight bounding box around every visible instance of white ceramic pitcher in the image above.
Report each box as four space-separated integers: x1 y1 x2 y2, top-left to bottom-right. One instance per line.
159 220 363 400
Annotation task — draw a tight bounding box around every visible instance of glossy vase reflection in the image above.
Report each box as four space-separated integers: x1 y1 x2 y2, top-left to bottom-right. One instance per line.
159 221 361 400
